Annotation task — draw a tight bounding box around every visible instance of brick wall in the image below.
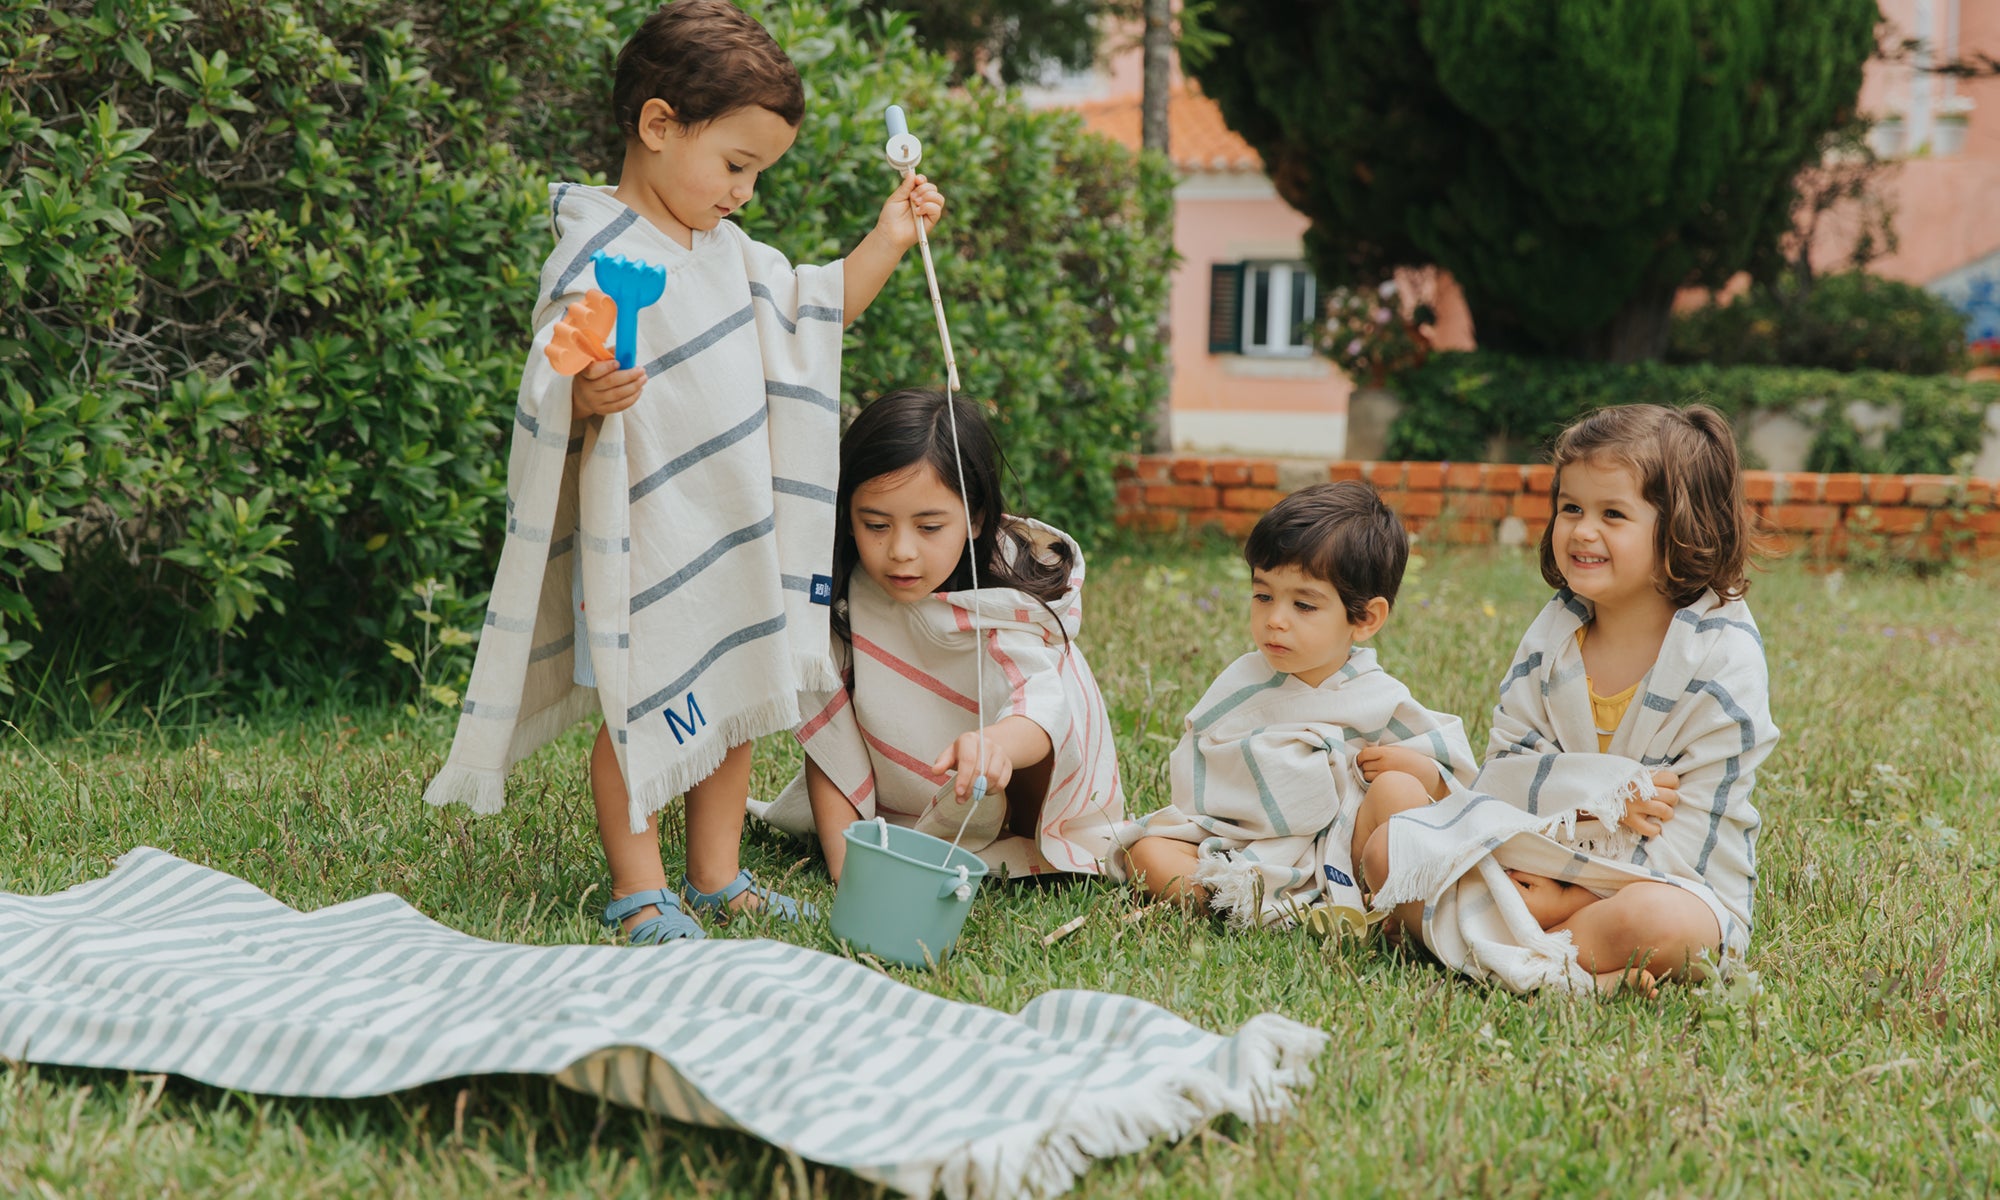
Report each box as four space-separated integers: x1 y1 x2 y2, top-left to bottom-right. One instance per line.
1114 456 2000 563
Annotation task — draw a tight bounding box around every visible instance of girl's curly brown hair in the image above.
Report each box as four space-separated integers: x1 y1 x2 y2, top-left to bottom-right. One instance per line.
1539 404 1777 609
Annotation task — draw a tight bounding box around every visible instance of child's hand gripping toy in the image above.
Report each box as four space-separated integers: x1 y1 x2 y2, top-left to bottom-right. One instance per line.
541 250 669 377
544 290 617 376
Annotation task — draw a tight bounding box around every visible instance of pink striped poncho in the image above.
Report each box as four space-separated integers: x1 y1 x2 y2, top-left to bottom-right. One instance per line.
753 519 1124 876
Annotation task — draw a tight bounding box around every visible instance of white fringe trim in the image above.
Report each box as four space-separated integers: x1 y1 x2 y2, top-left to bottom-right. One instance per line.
930 1013 1329 1200
422 764 509 816
1193 857 1277 931
794 651 841 697
1371 765 1656 913
623 692 801 832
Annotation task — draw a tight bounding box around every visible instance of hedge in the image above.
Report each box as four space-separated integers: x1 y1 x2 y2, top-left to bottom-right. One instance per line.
1388 351 1998 474
0 0 1171 706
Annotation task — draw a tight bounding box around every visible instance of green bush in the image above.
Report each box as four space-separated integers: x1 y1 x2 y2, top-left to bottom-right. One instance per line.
0 0 1170 709
1669 271 1970 376
1388 351 1998 474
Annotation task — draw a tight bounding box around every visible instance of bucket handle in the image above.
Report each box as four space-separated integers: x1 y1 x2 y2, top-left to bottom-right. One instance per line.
872 816 890 848
936 864 973 902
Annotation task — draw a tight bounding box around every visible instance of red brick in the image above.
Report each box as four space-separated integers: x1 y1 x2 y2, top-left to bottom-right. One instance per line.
1249 462 1279 487
1932 509 2000 535
1170 457 1209 484
1406 462 1445 490
1115 483 1142 508
1862 475 1905 504
1403 516 1433 537
1144 484 1218 509
1964 480 1997 506
1969 536 2000 559
1221 486 1286 511
1783 473 1823 503
1369 462 1407 488
1209 459 1252 486
1822 473 1865 504
1521 521 1548 544
1857 507 1927 534
1806 528 1849 560
1445 520 1495 545
1768 503 1841 531
1444 462 1486 490
1132 456 1173 484
1118 509 1181 533
1483 464 1525 493
1113 460 1138 482
1743 472 1777 503
1388 491 1444 518
1512 493 1553 521
1329 462 1366 483
1525 465 1556 494
1906 477 1954 507
1190 509 1261 538
1450 494 1509 520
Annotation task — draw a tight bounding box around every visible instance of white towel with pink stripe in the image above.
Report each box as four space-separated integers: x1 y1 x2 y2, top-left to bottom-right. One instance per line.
751 519 1124 877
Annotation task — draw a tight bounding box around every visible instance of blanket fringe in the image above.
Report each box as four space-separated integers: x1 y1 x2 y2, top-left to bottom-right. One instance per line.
422 764 508 816
794 651 841 697
1372 766 1655 914
934 1014 1329 1200
625 692 801 832
1193 857 1277 931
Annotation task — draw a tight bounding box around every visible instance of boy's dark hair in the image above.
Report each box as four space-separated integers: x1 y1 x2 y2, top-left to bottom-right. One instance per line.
613 0 806 136
1244 482 1409 623
832 389 1075 643
1539 403 1769 608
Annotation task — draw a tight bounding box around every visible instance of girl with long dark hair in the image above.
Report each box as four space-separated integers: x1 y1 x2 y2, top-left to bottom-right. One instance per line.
753 389 1124 880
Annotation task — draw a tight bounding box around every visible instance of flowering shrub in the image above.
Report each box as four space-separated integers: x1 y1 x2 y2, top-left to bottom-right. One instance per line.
1317 278 1436 386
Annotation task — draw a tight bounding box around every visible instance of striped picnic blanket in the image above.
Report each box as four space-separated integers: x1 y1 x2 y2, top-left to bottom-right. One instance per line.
1 849 1328 1198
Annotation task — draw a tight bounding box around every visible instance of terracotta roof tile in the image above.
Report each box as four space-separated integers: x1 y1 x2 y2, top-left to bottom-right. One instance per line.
1071 85 1262 173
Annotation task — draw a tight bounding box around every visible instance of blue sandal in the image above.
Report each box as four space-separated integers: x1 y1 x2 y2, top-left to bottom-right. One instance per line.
603 888 706 944
682 870 818 922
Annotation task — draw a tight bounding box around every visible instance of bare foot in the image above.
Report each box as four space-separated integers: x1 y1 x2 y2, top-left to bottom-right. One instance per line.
1595 966 1659 998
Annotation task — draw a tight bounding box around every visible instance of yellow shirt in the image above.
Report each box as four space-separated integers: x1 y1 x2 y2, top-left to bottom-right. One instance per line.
1576 627 1638 753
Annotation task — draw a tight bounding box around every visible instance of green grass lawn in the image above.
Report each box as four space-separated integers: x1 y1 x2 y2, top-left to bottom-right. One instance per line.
5 542 1998 1197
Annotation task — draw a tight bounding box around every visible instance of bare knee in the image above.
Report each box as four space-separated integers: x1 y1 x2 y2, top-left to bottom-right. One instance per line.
1574 883 1720 978
1362 824 1392 899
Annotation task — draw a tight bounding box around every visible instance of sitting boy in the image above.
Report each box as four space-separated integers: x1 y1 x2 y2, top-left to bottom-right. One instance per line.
1116 482 1475 930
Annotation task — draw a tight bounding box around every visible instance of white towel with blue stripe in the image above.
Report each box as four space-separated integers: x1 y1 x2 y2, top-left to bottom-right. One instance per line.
1111 648 1476 929
1 849 1330 1199
1375 589 1778 992
426 184 843 829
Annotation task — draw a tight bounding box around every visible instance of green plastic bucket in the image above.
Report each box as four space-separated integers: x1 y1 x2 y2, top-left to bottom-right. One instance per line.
831 818 988 967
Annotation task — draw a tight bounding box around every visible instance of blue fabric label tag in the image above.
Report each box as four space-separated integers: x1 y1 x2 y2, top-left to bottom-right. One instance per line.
810 574 833 605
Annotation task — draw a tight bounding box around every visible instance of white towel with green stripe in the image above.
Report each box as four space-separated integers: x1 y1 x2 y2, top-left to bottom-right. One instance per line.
1112 648 1476 928
1374 588 1777 992
1 849 1329 1199
426 184 843 830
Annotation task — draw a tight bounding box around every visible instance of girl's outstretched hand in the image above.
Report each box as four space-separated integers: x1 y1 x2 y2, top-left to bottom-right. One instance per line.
933 729 1012 801
875 172 945 252
571 358 646 420
1619 769 1681 838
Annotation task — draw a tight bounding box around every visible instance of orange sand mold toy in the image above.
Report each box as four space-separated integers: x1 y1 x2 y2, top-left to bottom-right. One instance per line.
544 289 617 376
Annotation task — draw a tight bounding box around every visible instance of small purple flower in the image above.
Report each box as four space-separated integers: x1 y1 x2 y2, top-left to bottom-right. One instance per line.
1346 338 1364 357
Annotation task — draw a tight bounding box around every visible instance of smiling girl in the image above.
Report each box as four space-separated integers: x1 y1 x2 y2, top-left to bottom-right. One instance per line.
1370 404 1780 995
755 389 1124 881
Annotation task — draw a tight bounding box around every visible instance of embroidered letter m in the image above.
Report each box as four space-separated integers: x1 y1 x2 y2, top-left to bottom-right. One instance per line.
663 692 706 744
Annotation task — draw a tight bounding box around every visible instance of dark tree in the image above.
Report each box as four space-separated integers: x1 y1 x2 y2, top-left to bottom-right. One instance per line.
858 0 1107 84
1187 1 1880 361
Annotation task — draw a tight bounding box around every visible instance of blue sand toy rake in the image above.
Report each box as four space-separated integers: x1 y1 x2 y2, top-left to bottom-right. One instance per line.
592 249 668 370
